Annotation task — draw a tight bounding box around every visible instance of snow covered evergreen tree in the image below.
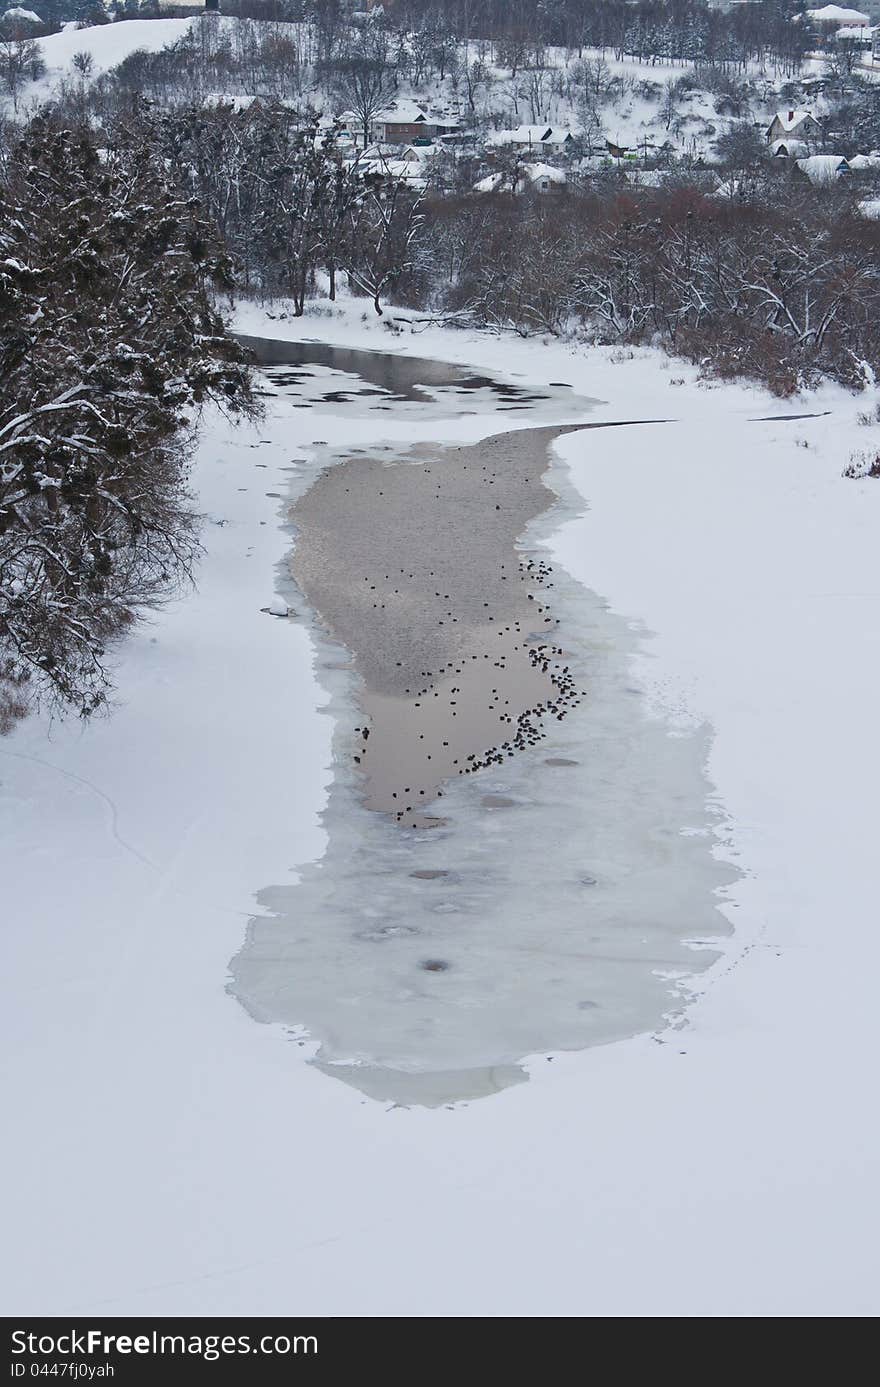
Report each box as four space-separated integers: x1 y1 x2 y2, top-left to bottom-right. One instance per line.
0 112 255 722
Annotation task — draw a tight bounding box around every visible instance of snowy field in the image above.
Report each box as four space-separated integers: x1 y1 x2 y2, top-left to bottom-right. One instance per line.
2 300 879 1316
27 17 199 98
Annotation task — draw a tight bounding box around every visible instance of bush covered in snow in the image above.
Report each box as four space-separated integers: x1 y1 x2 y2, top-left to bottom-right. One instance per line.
405 184 880 394
843 450 880 477
0 109 255 721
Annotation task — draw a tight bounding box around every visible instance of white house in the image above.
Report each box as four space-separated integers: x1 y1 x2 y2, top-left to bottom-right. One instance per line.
540 129 579 150
766 109 822 143
486 126 577 154
487 125 552 150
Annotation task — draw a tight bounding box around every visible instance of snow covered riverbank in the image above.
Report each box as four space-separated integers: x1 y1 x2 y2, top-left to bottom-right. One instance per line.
2 302 878 1315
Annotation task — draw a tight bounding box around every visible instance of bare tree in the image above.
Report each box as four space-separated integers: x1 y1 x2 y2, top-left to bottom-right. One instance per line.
346 170 424 314
334 22 396 149
0 38 45 107
714 121 766 175
71 51 94 81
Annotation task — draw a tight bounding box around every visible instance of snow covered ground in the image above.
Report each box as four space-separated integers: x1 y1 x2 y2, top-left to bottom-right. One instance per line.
28 18 199 97
2 299 879 1315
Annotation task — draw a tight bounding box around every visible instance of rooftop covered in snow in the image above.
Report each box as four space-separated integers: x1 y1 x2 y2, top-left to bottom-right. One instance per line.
805 5 870 22
768 108 819 133
474 162 567 194
796 154 851 184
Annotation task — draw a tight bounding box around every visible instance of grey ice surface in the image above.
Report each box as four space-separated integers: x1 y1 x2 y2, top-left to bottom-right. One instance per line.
228 342 733 1107
289 425 585 823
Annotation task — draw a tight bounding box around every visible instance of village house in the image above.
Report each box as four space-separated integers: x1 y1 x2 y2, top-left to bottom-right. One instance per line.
369 101 460 145
766 109 822 144
795 154 851 185
486 125 577 155
836 22 878 48
362 159 427 191
0 6 43 34
848 151 880 170
805 5 870 27
473 162 567 196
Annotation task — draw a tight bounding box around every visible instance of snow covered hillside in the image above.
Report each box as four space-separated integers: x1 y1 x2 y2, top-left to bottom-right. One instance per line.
31 16 200 91
7 14 869 166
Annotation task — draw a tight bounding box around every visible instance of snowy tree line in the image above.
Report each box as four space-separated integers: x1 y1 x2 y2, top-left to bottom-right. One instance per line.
44 2 817 121
128 86 880 395
212 2 813 75
153 101 424 313
30 76 880 393
0 110 254 724
404 184 880 394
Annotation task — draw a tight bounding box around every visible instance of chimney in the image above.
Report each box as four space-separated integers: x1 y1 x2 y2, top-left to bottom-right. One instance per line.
788 110 795 122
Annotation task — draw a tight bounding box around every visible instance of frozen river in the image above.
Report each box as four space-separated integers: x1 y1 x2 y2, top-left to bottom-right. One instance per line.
5 312 874 1315
229 338 730 1105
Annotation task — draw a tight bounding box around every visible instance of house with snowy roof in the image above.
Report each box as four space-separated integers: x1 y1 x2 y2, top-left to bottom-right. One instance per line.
795 154 851 185
805 5 870 25
0 6 43 32
362 142 424 164
766 109 822 145
848 151 880 168
473 162 567 196
771 137 811 159
358 140 432 189
369 102 460 145
486 126 577 154
836 22 878 44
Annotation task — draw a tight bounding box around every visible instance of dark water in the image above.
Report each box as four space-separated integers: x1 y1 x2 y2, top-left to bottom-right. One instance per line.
237 334 570 412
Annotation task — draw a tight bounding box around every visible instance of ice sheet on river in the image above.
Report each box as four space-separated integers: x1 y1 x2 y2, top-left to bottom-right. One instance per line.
228 342 732 1107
